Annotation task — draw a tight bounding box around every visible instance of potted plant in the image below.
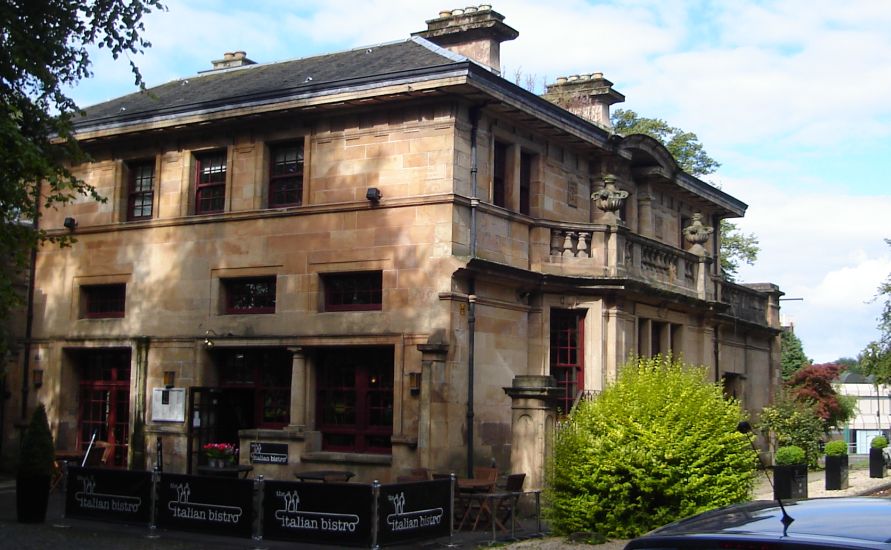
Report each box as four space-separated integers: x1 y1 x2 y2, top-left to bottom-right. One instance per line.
824 440 848 490
870 435 888 478
773 445 807 500
16 403 55 523
203 442 235 468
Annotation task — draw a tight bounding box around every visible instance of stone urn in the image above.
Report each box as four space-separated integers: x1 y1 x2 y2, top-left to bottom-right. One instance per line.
592 174 628 220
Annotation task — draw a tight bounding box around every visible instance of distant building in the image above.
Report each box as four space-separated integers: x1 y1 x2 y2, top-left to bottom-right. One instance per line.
836 371 891 453
2 6 782 487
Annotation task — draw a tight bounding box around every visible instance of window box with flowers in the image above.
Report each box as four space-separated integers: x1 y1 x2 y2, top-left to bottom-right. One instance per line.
203 443 236 468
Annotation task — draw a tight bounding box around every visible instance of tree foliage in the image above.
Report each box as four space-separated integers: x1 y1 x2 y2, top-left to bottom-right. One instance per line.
781 329 811 380
860 239 891 385
786 363 855 432
610 109 759 279
545 355 754 539
759 392 824 468
0 0 164 359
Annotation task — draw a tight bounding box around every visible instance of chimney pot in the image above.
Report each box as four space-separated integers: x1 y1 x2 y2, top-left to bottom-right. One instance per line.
223 52 235 60
413 6 518 74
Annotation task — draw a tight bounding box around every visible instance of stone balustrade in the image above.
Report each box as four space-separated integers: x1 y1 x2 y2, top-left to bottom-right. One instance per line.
544 224 712 300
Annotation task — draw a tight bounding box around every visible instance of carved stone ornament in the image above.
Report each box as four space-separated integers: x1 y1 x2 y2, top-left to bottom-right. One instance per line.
592 174 629 214
683 212 713 245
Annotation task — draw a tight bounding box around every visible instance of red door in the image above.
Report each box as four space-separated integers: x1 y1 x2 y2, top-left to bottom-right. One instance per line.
77 349 131 467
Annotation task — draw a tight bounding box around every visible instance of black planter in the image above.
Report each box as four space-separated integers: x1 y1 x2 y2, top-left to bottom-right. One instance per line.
773 464 808 500
870 448 886 478
16 475 50 523
825 454 849 490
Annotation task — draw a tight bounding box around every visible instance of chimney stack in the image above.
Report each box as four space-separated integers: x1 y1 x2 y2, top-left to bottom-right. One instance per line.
543 73 625 129
208 51 256 71
412 6 518 74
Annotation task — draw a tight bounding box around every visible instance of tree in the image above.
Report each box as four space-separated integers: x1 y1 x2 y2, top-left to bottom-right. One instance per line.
759 391 824 468
0 0 164 360
786 363 855 432
611 109 759 279
781 329 811 380
545 355 754 539
860 239 891 384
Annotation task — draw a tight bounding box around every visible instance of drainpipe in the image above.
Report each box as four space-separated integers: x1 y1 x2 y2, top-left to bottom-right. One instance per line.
20 197 39 420
466 104 482 478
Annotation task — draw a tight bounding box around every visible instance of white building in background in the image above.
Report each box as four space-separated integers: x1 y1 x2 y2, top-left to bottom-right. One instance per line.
837 372 891 453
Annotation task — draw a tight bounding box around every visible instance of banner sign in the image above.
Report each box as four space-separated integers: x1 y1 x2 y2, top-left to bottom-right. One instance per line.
65 467 152 524
157 473 253 538
262 480 373 545
377 479 451 545
249 441 288 465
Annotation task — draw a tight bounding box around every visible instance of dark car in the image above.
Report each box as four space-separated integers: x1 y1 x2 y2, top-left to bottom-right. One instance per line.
625 497 891 549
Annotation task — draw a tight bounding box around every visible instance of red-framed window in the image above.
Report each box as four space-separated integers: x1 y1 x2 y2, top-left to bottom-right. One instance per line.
492 141 507 207
520 151 533 215
82 284 126 318
223 276 276 314
316 347 393 453
76 348 131 467
268 141 304 207
127 160 154 220
218 348 291 428
195 151 227 214
323 271 383 312
550 309 585 415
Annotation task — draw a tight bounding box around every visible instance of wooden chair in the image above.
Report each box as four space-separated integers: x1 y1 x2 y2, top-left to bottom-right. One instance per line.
82 441 113 467
491 473 526 532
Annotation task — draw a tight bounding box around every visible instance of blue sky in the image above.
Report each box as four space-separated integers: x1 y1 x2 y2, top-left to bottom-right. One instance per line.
68 0 891 363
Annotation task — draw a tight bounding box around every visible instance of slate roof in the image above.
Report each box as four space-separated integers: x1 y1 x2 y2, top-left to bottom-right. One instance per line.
75 38 465 130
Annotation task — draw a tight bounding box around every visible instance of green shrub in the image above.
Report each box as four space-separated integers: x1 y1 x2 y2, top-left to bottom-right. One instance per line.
871 436 888 449
823 440 848 456
775 445 806 465
545 355 755 539
759 392 823 468
18 404 55 478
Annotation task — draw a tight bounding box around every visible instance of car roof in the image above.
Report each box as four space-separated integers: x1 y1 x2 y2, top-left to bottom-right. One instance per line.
626 497 891 548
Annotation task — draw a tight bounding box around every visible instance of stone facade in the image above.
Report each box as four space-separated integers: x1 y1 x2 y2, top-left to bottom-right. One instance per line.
2 7 781 489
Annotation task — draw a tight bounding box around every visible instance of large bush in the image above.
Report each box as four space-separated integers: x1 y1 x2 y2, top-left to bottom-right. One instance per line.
545 356 755 539
759 391 824 468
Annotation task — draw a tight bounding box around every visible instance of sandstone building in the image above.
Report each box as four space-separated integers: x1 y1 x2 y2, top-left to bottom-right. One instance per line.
3 7 781 487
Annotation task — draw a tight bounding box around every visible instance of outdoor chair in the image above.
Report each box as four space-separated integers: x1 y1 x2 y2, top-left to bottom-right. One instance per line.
82 441 113 467
490 473 526 532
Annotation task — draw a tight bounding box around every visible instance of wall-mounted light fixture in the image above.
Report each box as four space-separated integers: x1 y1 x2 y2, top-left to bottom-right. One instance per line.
365 187 382 203
63 217 77 230
163 371 176 389
32 369 44 389
409 372 422 396
204 329 217 349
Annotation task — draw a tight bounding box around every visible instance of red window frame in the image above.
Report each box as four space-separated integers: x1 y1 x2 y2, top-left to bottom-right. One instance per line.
323 271 383 312
224 276 276 314
316 347 393 454
83 284 126 318
493 141 507 207
77 349 131 467
268 141 304 208
218 348 291 429
195 152 227 214
127 160 154 221
550 310 585 415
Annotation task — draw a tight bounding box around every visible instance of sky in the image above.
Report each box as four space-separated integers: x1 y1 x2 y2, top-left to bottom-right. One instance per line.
68 0 891 363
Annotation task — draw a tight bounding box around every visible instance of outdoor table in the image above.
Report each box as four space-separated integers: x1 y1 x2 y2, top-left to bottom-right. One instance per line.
196 464 253 479
294 470 355 482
